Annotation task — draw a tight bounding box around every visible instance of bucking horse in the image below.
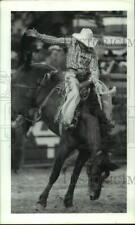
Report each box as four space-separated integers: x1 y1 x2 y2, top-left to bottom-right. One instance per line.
11 43 118 208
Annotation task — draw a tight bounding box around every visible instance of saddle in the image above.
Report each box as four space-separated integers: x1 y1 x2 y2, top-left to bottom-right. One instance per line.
32 79 93 131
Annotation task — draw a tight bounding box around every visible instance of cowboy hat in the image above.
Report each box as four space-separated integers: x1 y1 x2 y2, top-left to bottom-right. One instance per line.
72 28 98 48
48 45 63 52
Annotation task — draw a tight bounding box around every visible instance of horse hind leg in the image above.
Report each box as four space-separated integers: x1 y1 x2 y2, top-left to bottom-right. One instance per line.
38 134 76 208
64 151 89 208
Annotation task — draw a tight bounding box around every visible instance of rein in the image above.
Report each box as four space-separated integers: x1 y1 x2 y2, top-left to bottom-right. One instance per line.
23 113 41 123
12 83 37 89
80 79 116 95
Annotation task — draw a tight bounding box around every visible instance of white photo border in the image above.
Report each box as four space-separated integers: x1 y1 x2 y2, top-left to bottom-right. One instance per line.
0 0 135 224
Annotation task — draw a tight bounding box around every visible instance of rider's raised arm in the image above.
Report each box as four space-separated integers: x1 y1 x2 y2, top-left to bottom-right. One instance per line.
37 33 72 46
26 29 72 46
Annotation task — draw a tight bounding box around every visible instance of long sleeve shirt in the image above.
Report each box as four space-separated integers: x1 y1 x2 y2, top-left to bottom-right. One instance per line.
38 33 99 82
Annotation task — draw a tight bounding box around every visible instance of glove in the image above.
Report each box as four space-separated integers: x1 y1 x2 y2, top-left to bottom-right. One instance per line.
25 28 39 38
89 75 98 84
89 76 103 93
95 82 103 92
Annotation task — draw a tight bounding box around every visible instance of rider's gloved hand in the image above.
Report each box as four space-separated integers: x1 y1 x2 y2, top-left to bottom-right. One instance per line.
95 82 103 93
89 75 103 93
89 75 98 84
25 28 39 38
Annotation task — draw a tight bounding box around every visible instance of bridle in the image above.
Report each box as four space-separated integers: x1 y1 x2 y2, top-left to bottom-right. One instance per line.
12 73 48 124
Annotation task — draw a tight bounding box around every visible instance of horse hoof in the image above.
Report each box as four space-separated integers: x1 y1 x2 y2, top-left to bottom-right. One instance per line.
90 192 100 201
90 195 96 201
37 199 47 208
64 199 73 208
35 202 46 211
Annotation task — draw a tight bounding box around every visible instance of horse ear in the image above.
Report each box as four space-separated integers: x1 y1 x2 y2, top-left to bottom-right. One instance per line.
108 162 119 171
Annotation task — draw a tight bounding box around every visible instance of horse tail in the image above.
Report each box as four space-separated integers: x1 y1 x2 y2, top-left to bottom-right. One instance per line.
18 32 33 70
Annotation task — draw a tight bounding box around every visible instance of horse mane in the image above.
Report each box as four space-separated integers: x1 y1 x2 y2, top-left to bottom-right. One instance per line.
18 33 33 70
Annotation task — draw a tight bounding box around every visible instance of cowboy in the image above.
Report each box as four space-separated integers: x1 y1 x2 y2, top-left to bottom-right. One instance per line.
26 28 114 129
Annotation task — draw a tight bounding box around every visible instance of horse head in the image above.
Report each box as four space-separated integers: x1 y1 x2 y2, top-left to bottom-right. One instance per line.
11 63 58 120
86 151 118 200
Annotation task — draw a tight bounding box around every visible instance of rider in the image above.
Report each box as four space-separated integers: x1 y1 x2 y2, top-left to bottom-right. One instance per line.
26 28 114 129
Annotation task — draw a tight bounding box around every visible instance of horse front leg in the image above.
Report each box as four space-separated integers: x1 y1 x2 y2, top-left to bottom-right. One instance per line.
64 151 89 208
38 136 75 208
11 116 31 172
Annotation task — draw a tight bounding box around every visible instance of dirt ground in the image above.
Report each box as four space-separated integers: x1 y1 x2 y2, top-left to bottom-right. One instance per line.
11 164 126 213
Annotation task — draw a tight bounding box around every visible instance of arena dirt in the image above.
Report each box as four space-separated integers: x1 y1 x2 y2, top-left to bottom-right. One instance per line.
11 165 126 213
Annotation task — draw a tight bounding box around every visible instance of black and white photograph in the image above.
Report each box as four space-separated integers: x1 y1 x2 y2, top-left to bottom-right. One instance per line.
11 10 127 213
0 0 135 224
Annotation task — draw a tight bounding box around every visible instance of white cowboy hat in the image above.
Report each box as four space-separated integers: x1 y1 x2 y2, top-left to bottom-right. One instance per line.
48 45 63 52
72 28 98 48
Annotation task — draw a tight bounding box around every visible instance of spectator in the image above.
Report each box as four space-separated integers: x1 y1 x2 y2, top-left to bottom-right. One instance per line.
118 51 127 73
11 51 18 70
118 61 127 73
45 45 66 72
100 60 115 76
